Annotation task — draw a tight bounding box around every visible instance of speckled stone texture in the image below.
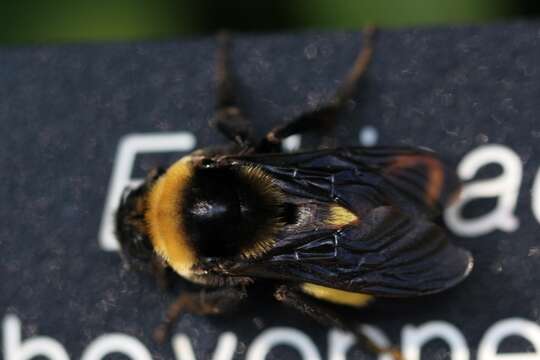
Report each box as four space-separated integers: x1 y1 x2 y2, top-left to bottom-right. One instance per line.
2 22 540 359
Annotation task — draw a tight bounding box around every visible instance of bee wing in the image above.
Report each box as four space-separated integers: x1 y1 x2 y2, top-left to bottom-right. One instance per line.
232 146 460 218
226 206 473 297
219 147 471 296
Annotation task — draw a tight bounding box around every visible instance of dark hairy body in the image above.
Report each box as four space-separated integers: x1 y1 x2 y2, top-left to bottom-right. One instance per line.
115 28 473 359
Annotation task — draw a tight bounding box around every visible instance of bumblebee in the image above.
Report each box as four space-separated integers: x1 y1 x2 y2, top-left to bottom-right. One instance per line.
115 28 473 359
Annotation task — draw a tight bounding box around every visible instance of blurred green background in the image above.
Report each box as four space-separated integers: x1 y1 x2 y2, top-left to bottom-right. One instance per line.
0 0 536 44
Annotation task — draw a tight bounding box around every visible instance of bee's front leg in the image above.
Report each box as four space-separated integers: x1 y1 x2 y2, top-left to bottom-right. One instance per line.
154 286 247 344
256 26 376 153
211 31 255 150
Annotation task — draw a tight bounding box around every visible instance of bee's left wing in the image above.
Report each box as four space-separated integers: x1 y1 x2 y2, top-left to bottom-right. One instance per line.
230 146 460 218
220 206 473 297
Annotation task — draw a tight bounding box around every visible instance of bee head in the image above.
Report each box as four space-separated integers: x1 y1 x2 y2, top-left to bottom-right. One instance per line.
115 169 164 270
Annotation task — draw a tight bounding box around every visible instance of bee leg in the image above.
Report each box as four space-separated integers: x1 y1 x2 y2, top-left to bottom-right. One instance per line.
153 286 247 344
211 31 256 149
274 285 403 360
257 26 376 153
150 256 174 290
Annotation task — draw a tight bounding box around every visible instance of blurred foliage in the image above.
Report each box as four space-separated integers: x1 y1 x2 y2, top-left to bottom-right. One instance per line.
0 0 528 44
290 0 514 27
0 1 192 43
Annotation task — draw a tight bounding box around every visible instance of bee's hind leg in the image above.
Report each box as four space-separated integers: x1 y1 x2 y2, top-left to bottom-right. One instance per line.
274 284 403 360
211 32 256 150
257 26 376 153
154 286 247 344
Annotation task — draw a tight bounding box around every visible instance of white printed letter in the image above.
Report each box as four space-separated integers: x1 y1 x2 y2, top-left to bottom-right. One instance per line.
172 332 237 360
531 169 540 224
80 334 152 360
328 326 393 360
444 144 521 237
402 321 469 360
3 314 70 360
246 327 321 360
478 318 540 360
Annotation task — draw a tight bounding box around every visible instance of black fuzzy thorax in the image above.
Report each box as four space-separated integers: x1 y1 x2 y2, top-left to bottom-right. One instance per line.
182 166 279 258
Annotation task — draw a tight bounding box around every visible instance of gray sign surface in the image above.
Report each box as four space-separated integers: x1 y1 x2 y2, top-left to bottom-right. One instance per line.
2 23 540 359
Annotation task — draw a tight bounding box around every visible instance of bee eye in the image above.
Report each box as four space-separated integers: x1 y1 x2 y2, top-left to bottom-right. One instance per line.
201 158 215 168
120 187 133 203
115 184 154 266
127 233 154 261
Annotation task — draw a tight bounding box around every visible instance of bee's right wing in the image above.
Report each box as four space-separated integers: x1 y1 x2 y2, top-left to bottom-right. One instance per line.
221 206 473 297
